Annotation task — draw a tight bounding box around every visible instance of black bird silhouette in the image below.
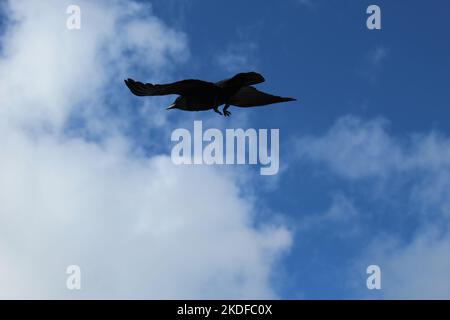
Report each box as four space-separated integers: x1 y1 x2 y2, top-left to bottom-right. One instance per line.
124 72 296 117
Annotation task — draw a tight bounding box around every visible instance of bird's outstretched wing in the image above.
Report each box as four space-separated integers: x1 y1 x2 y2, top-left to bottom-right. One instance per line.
216 72 265 88
124 78 217 97
228 86 296 107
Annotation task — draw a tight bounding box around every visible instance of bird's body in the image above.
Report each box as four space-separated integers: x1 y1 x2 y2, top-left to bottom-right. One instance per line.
124 72 296 116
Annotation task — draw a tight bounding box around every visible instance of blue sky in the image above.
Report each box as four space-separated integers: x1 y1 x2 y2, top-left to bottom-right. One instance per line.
146 0 450 298
1 0 450 299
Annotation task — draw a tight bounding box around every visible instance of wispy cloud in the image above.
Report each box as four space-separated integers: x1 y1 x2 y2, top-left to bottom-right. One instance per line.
357 46 389 82
216 42 259 73
296 0 315 8
296 115 450 298
299 194 362 239
369 47 389 66
296 116 401 179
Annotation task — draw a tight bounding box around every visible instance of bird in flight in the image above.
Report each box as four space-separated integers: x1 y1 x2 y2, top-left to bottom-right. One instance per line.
124 72 296 117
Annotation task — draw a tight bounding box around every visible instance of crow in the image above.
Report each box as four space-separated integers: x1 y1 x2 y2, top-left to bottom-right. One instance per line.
124 72 296 117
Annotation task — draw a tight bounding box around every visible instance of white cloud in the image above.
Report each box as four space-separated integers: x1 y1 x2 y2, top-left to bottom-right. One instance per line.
297 115 450 298
297 116 403 179
216 42 258 73
358 229 450 299
297 115 450 182
299 194 362 238
0 0 291 299
0 0 188 133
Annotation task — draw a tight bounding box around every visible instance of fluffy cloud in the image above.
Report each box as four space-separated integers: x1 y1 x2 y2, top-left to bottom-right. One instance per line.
296 115 450 298
0 0 290 299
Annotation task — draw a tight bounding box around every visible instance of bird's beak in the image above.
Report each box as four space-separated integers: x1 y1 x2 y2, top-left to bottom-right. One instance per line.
166 103 176 110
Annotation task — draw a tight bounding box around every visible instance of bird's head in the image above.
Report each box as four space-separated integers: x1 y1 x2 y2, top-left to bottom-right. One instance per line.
167 96 188 111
